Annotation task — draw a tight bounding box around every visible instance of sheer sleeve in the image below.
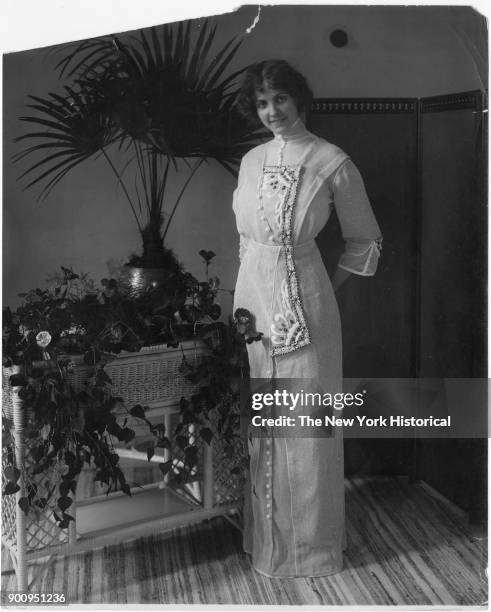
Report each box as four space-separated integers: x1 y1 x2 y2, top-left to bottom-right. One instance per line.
331 159 382 276
233 158 250 263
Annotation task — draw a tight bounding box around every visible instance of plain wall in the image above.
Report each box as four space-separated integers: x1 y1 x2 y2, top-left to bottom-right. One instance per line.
3 5 487 311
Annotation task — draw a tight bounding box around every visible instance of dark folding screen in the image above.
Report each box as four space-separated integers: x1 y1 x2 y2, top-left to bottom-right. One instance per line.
308 99 419 477
416 91 487 524
419 91 487 378
309 99 419 378
308 94 487 518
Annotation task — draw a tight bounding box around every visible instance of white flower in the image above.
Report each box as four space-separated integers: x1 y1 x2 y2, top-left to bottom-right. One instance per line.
60 324 86 337
36 331 52 348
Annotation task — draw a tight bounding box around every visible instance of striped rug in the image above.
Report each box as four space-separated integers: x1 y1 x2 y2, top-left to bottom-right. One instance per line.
1 477 487 605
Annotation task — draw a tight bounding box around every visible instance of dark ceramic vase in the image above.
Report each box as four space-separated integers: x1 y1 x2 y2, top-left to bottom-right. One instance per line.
122 266 173 294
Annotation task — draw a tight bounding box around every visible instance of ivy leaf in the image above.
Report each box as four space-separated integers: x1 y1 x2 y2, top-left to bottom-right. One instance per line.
199 250 216 263
31 444 45 462
147 446 154 461
208 304 221 320
120 483 131 496
18 497 30 514
58 496 72 512
156 436 171 450
159 460 173 476
199 428 213 446
121 428 136 443
129 404 146 420
178 358 193 375
27 482 38 501
4 465 20 483
246 332 264 344
3 482 20 495
96 369 112 385
35 497 48 509
60 479 77 497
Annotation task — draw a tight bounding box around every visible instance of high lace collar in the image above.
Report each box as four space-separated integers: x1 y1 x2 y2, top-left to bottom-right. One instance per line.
273 117 311 143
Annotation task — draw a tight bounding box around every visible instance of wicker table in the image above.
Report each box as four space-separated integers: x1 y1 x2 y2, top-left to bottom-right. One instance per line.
2 342 244 591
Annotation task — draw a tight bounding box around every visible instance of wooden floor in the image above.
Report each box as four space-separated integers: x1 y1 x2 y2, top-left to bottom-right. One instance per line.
1 476 487 605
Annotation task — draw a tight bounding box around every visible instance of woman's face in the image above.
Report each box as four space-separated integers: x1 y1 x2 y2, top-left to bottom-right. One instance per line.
255 84 299 135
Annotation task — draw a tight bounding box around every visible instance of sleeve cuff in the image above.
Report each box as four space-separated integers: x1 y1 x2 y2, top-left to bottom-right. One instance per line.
338 238 382 276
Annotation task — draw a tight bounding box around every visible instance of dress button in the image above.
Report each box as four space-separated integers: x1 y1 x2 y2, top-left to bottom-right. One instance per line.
266 483 271 488
266 503 271 508
266 514 271 519
266 472 271 478
266 493 271 499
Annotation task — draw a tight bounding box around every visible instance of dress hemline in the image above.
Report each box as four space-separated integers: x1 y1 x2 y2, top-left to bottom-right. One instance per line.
251 560 344 579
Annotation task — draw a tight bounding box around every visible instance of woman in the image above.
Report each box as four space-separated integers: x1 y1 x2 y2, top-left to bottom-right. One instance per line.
232 60 382 578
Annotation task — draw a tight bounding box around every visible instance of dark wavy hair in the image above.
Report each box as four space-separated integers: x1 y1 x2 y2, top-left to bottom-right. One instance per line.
236 60 314 123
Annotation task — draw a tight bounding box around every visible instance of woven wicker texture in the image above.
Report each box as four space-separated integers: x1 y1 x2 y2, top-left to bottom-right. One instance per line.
2 436 70 554
1 450 17 547
210 406 246 506
2 342 245 589
2 365 22 421
65 343 207 405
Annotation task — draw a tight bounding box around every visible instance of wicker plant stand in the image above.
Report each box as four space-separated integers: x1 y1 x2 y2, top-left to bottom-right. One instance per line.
2 341 245 591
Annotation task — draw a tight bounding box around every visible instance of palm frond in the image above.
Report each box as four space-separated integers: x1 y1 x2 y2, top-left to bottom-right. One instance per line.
14 16 264 247
55 38 115 78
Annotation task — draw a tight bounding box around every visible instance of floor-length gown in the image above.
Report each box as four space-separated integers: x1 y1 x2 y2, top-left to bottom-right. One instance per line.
232 119 382 577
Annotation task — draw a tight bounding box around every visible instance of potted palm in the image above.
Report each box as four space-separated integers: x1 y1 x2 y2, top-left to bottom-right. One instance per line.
13 19 264 291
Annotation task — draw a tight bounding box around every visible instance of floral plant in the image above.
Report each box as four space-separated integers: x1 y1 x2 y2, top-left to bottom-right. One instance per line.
139 307 263 486
2 253 262 525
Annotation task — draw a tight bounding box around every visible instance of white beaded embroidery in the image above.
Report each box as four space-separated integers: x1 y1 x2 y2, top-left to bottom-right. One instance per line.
257 137 315 356
270 279 304 347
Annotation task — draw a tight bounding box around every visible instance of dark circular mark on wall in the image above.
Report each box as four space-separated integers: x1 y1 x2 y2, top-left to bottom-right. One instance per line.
330 29 348 48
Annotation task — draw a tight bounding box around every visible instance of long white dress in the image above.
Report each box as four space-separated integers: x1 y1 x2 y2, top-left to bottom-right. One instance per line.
232 119 382 578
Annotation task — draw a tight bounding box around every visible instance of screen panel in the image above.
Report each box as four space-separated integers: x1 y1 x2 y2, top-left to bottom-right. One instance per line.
419 91 487 378
309 99 419 378
416 91 487 524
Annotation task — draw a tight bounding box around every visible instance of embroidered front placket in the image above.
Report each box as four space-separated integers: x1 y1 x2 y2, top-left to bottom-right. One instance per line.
258 138 315 357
